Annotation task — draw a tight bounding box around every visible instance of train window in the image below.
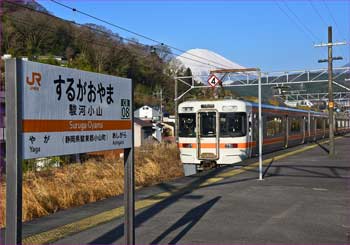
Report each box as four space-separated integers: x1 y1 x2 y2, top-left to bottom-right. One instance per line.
266 116 283 137
179 113 196 137
219 113 246 137
325 119 329 129
290 117 301 133
200 112 216 137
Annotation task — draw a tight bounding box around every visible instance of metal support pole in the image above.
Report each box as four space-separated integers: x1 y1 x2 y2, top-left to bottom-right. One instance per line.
175 78 178 142
160 89 163 122
5 59 23 245
124 80 135 245
328 26 335 157
258 70 263 180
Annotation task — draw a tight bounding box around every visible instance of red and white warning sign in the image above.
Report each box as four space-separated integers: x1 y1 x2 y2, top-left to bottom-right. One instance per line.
207 74 221 88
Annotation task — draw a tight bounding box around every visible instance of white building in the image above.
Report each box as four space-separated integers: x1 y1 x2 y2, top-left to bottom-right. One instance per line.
134 118 154 147
134 105 160 121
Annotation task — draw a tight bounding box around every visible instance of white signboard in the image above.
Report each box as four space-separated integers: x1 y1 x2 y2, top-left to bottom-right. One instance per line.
20 60 132 159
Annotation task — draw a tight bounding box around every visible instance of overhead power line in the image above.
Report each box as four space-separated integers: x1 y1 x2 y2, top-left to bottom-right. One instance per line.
281 1 321 42
322 0 346 41
49 0 232 69
275 2 318 43
4 0 226 68
308 0 328 27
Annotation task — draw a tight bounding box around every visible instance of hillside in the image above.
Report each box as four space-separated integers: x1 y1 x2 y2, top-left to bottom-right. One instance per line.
1 1 187 113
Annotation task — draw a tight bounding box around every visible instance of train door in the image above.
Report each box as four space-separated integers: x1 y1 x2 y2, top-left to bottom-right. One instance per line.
247 112 253 158
307 112 311 142
284 115 289 148
322 119 326 138
312 116 316 141
196 110 220 160
302 116 306 144
252 113 258 155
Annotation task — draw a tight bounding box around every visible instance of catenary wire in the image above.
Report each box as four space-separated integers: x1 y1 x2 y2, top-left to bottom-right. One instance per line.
4 0 224 68
308 0 328 28
322 0 347 41
321 0 348 65
282 1 321 42
49 0 232 69
275 2 317 43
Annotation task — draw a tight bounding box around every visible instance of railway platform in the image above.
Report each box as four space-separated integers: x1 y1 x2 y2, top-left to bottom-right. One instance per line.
2 135 350 244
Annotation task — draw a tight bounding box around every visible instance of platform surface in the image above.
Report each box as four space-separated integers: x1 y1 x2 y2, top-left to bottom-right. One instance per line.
2 136 350 244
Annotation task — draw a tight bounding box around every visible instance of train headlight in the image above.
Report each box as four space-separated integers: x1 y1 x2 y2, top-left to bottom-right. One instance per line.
222 105 238 112
225 143 238 148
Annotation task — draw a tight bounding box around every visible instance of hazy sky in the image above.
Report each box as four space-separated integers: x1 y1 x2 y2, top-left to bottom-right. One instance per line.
38 0 350 72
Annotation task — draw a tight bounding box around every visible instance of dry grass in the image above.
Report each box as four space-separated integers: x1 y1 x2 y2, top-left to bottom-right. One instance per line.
0 143 183 227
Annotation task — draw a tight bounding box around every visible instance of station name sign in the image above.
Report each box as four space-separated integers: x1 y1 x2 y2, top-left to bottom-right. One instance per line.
20 60 132 159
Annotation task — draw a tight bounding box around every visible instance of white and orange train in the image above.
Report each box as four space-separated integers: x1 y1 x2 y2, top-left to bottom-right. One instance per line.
178 99 350 175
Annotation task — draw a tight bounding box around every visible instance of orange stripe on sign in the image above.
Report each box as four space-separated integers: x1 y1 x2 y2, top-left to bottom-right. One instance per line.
23 119 132 133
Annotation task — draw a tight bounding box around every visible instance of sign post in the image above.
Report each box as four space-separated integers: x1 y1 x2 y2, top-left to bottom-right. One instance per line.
5 59 134 244
124 81 135 245
5 59 23 245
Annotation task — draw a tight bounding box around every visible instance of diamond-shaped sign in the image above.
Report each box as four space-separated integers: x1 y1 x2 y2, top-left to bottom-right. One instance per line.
207 74 221 88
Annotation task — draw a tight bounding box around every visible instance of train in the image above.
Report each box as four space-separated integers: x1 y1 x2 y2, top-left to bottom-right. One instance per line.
178 99 350 176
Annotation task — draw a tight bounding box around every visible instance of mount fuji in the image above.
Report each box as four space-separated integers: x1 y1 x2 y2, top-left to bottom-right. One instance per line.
175 48 245 83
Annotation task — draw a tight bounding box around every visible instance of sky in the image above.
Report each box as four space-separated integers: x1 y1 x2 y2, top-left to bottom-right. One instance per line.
37 0 350 72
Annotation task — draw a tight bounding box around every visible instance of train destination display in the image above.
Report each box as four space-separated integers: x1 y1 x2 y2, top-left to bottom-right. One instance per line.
21 60 132 159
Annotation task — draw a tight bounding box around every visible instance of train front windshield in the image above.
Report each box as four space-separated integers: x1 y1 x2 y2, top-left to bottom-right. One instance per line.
179 113 196 137
179 112 246 138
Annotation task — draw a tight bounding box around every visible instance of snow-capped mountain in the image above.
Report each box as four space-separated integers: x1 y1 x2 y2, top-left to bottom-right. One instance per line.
175 48 245 83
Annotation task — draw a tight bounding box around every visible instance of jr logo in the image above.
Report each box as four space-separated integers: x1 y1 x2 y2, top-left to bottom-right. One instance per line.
26 72 42 91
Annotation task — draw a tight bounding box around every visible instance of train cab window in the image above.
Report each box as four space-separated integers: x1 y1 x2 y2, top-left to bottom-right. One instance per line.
179 113 196 137
200 112 216 137
220 112 246 137
266 116 283 137
290 117 301 133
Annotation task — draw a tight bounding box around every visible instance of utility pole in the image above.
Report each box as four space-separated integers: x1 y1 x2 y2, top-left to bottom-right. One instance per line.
153 89 163 122
314 26 346 157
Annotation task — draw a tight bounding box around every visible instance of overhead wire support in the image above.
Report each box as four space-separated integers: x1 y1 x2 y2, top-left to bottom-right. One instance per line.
322 0 348 64
314 41 347 47
313 26 346 158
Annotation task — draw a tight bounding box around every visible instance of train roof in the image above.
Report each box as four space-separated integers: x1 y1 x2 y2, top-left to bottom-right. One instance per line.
179 99 247 108
250 102 326 116
179 99 327 116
